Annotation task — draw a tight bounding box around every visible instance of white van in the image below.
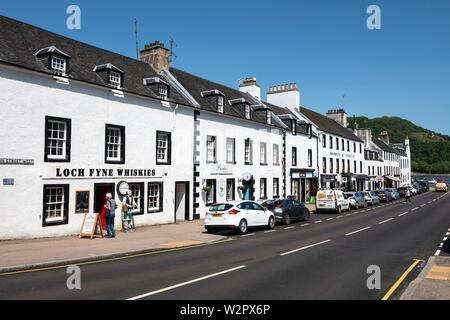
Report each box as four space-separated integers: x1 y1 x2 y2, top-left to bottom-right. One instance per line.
316 189 351 214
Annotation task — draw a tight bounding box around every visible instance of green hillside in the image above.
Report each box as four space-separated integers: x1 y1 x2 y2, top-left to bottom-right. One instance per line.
347 116 450 174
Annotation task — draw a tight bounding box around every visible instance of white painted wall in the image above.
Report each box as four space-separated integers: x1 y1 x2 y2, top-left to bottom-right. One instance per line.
0 65 194 240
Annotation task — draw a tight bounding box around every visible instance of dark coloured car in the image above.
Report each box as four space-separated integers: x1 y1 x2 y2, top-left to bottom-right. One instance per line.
263 199 310 225
398 187 408 198
376 190 392 202
419 182 429 192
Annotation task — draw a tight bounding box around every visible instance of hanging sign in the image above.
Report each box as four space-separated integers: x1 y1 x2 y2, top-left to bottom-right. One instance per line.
79 213 104 240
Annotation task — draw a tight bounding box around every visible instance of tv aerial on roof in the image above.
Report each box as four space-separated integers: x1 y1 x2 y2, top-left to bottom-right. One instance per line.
170 37 177 63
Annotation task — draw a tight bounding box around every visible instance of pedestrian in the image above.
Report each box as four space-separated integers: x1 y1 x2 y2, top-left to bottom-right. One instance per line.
104 193 117 238
122 190 137 231
405 188 411 203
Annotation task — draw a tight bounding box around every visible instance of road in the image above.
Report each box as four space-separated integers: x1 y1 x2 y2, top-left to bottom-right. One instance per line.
0 191 449 300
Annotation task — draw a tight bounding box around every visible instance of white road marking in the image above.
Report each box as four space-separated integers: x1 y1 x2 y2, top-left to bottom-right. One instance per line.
326 218 334 221
411 207 419 211
284 226 295 230
241 233 256 237
126 265 247 300
301 223 310 227
435 250 441 256
265 230 277 233
420 204 426 207
280 240 332 256
378 218 394 225
314 220 322 224
345 226 371 236
337 216 343 219
398 211 409 217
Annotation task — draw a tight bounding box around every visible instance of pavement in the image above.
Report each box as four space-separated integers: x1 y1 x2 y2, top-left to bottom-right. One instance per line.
400 256 450 300
0 219 227 273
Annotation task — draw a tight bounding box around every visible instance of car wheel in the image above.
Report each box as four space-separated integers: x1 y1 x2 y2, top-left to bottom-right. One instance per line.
284 214 291 225
267 216 275 229
207 229 217 234
356 203 359 210
337 206 342 214
238 220 248 235
304 211 311 221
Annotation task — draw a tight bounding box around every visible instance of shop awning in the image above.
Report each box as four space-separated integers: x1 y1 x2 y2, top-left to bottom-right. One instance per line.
385 176 401 182
356 175 370 181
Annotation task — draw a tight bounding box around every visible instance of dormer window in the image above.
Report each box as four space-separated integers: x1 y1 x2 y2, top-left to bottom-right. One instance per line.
245 104 251 119
34 46 71 76
291 120 297 135
266 111 272 124
218 96 224 113
158 84 168 99
109 71 122 89
51 56 66 76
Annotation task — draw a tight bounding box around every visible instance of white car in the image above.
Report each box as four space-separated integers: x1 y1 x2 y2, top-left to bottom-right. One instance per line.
316 189 351 214
205 201 275 234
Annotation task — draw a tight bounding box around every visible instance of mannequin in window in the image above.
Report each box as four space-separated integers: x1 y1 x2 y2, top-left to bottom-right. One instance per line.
122 190 137 231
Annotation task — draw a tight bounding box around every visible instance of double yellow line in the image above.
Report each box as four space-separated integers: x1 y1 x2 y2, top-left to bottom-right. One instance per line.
381 259 424 300
0 238 235 277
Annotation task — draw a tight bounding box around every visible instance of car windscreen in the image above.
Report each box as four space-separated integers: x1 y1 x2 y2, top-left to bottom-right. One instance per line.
209 204 233 212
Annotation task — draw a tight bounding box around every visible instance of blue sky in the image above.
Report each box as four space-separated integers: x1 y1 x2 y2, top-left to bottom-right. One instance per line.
1 0 449 135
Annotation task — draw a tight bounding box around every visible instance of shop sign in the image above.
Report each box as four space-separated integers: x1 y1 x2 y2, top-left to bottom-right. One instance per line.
0 158 34 165
211 164 233 176
3 178 14 186
50 168 162 179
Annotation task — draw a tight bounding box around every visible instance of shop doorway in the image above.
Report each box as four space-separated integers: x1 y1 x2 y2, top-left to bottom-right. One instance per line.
94 183 115 230
243 179 254 201
175 182 190 222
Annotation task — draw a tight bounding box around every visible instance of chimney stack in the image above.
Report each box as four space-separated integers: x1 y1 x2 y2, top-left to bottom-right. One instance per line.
266 82 300 113
239 77 261 100
378 131 390 145
140 41 170 74
326 109 348 128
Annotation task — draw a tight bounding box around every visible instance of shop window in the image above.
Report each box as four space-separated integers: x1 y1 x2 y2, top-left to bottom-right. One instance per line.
156 131 172 165
273 178 280 198
42 184 69 227
206 179 216 206
105 124 125 164
148 182 163 213
45 116 71 162
128 183 144 215
260 178 267 199
226 179 235 201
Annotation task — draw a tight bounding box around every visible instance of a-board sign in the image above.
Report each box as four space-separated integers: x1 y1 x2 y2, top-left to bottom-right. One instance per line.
79 213 104 239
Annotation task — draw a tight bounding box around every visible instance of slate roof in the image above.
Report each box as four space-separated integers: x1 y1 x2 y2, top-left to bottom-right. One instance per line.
169 67 284 128
0 15 191 106
299 107 363 142
262 102 315 136
372 139 400 154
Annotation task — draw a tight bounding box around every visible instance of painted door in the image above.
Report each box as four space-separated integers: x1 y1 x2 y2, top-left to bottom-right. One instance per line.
175 183 186 222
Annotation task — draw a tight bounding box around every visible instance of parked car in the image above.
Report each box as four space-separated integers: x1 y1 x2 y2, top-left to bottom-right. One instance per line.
263 199 310 225
345 192 367 209
362 191 380 206
205 201 275 234
413 184 424 194
436 180 448 192
376 189 392 202
316 189 351 214
407 186 418 196
424 178 437 185
419 182 429 192
385 188 400 200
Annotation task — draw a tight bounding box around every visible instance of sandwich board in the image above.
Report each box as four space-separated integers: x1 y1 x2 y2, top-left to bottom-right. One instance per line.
79 212 104 239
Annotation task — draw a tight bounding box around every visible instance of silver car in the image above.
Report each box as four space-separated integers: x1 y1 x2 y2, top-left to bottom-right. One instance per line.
362 191 380 206
345 192 367 209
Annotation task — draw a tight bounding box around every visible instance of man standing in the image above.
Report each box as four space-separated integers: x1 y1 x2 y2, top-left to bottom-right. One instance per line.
122 190 137 231
104 193 117 238
405 188 411 204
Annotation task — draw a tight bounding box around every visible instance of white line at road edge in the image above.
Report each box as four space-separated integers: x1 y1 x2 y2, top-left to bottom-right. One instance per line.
280 240 332 256
345 226 371 236
126 265 247 300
